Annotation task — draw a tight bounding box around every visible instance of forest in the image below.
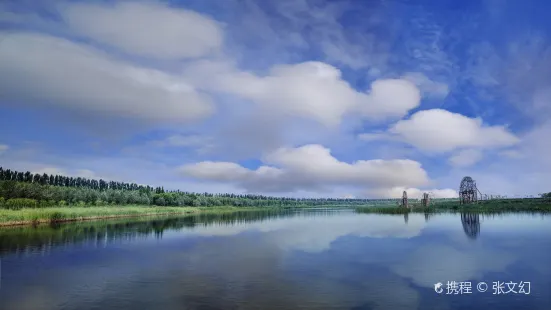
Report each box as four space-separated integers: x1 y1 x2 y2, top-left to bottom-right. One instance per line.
0 166 394 209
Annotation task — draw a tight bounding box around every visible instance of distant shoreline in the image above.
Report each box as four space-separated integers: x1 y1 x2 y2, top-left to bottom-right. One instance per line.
356 198 551 214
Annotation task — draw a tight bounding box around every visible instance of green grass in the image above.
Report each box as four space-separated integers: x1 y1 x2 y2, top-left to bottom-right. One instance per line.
0 205 274 226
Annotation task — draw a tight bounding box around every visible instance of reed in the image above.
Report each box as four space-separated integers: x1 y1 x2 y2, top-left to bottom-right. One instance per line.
0 205 274 226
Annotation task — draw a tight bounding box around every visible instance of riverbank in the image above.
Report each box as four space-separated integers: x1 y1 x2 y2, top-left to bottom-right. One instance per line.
0 205 276 227
3 199 551 226
355 198 551 215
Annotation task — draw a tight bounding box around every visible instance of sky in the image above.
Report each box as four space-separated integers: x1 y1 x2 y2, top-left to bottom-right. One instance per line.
0 0 550 199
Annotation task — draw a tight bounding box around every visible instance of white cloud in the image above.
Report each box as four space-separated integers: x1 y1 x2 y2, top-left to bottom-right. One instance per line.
402 72 450 99
389 109 519 152
0 144 8 155
59 2 223 59
186 60 421 127
448 149 483 167
0 32 214 123
359 79 421 120
179 144 430 194
364 187 458 199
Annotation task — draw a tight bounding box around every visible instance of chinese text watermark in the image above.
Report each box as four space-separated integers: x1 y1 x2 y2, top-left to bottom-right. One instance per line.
434 281 531 295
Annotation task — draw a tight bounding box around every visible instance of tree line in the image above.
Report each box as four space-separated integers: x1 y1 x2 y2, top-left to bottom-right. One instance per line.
0 166 401 209
0 167 165 193
6 166 509 209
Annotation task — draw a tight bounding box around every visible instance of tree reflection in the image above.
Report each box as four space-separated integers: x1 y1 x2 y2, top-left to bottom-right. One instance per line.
461 213 480 240
424 211 434 222
0 209 300 256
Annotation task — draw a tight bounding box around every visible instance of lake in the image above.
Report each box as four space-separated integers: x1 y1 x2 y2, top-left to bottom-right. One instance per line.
0 209 550 310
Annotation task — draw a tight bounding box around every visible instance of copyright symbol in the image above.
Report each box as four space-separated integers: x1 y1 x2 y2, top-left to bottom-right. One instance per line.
477 282 488 292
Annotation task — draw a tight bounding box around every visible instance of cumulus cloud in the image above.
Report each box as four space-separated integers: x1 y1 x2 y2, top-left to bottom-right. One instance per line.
0 32 214 123
358 109 519 157
179 144 430 194
365 187 458 199
389 109 519 152
59 2 223 59
186 60 421 127
0 144 8 155
359 79 422 119
448 149 484 167
402 72 450 99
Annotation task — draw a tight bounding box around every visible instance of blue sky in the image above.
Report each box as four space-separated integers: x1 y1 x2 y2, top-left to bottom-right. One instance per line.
1 0 550 198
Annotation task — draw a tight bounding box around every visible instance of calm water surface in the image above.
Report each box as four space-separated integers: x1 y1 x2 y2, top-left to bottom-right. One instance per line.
0 209 550 310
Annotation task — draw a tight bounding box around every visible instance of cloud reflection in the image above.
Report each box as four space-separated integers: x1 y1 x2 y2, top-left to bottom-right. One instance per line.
181 212 427 252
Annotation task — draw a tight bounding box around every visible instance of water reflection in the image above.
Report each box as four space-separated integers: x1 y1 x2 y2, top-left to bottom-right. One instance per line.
0 210 550 310
461 213 481 240
0 209 300 256
3 210 546 257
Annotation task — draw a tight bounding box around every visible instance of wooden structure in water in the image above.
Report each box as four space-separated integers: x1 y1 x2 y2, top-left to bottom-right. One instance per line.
421 192 430 207
459 176 479 204
401 191 408 208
